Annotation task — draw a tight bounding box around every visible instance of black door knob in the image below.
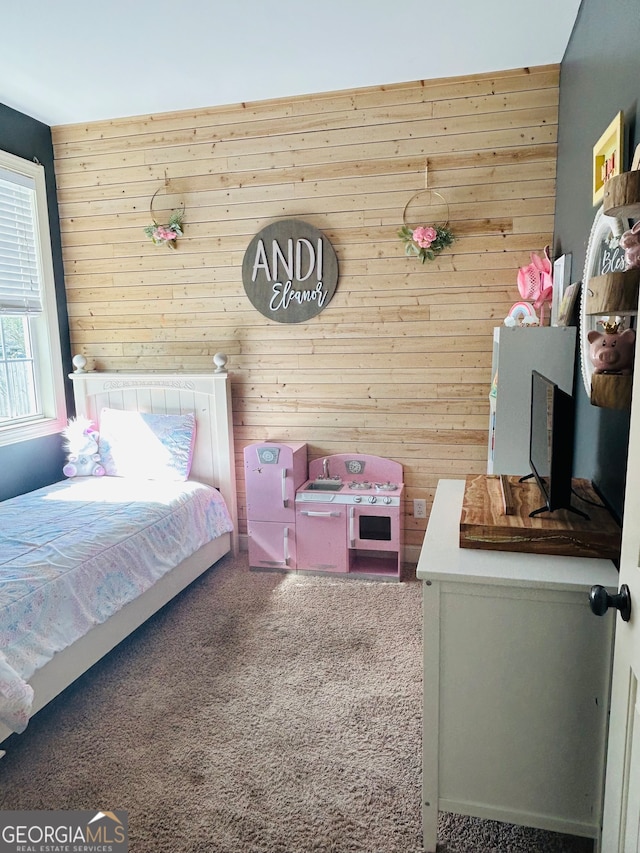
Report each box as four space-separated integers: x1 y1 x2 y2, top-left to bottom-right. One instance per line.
590 584 632 622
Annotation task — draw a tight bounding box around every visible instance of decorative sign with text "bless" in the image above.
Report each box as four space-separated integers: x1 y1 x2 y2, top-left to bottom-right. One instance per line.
242 219 339 323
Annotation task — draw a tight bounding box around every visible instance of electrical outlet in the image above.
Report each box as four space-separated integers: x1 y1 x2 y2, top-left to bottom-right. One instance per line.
413 499 427 519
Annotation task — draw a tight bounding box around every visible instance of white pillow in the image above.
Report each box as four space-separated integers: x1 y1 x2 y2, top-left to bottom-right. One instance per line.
98 408 196 481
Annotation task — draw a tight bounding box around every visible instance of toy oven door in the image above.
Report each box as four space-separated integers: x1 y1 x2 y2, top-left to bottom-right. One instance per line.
348 504 400 552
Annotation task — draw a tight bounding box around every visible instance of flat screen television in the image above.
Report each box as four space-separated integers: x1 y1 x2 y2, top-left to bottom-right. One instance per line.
526 370 585 518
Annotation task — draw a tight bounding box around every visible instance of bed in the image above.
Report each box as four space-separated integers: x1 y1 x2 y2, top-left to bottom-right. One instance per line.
0 359 238 747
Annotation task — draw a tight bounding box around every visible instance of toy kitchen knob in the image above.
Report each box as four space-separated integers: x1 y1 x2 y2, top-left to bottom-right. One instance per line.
368 495 377 504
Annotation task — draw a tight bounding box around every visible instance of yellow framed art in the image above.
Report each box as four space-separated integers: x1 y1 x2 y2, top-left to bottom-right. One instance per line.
593 112 624 205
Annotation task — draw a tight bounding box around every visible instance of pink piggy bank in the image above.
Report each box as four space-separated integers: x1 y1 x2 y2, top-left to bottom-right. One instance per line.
587 327 636 374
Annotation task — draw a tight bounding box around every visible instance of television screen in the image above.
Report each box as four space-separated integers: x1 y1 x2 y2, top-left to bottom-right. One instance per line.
528 370 576 516
529 372 553 497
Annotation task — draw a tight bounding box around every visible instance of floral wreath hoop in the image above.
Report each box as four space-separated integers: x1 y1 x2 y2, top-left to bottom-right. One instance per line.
399 189 454 263
144 185 185 249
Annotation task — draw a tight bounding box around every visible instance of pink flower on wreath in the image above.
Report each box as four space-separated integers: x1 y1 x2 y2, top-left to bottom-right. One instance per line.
155 225 178 242
412 226 438 249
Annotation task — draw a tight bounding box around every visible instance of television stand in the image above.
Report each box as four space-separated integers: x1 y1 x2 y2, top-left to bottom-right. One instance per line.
417 479 617 853
529 502 589 520
459 474 620 560
516 472 589 519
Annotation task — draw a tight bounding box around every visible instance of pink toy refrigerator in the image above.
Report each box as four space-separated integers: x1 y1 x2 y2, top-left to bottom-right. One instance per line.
244 442 307 570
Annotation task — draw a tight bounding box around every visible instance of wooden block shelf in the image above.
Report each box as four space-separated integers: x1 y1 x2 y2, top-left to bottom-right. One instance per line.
586 271 639 315
590 372 633 409
459 474 621 560
603 169 640 217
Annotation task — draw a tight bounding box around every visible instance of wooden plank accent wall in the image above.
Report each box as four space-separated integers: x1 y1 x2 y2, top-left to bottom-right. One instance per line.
51 64 559 562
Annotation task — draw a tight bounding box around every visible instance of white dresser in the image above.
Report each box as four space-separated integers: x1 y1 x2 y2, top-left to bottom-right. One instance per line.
416 479 619 853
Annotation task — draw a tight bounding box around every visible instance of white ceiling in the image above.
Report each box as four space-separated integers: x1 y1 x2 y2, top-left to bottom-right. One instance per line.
3 0 582 127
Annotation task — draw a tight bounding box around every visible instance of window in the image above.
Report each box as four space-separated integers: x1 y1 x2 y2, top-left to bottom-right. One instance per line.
0 150 65 445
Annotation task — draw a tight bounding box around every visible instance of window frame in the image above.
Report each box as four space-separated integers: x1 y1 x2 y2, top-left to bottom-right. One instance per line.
0 149 66 447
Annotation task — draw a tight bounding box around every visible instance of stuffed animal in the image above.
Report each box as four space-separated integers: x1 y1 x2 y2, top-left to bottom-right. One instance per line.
62 416 105 477
619 221 640 270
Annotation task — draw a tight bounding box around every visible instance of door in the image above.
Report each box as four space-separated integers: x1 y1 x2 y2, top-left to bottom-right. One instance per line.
601 359 640 851
244 444 296 523
348 504 400 552
296 504 347 572
247 521 295 570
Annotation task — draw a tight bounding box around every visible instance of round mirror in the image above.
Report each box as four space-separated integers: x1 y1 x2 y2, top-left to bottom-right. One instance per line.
579 205 629 395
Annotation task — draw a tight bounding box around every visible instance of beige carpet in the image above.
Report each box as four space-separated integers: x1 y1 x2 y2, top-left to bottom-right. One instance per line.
0 553 592 852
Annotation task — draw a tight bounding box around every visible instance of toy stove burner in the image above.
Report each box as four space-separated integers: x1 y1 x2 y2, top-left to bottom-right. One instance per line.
349 481 372 490
375 482 398 492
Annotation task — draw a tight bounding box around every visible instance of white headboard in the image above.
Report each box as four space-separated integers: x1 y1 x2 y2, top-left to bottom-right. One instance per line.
69 361 238 554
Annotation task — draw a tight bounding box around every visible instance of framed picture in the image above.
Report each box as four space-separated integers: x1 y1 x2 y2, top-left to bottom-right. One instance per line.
557 282 580 327
593 112 624 205
551 253 572 326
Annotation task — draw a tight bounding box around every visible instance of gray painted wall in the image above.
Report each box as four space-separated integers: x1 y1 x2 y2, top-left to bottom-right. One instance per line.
554 0 639 520
0 103 73 501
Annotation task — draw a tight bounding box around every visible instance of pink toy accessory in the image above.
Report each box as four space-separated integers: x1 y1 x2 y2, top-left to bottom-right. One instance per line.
587 321 636 375
619 221 640 270
504 301 539 327
517 245 553 324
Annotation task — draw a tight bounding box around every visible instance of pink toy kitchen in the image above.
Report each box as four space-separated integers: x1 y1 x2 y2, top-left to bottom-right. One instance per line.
244 442 404 580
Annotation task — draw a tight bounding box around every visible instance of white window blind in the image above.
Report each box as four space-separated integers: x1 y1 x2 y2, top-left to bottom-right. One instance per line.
0 166 42 314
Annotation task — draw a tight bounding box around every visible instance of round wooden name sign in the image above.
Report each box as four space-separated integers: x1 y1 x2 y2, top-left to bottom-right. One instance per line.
242 219 339 323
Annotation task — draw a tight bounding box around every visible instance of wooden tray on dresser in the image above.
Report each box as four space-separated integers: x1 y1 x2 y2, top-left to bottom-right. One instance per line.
459 474 621 560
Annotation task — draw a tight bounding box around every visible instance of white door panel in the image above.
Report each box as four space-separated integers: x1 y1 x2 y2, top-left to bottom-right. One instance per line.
601 356 640 852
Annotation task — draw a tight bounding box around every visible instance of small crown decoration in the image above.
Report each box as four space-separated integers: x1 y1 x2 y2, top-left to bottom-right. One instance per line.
599 319 625 335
